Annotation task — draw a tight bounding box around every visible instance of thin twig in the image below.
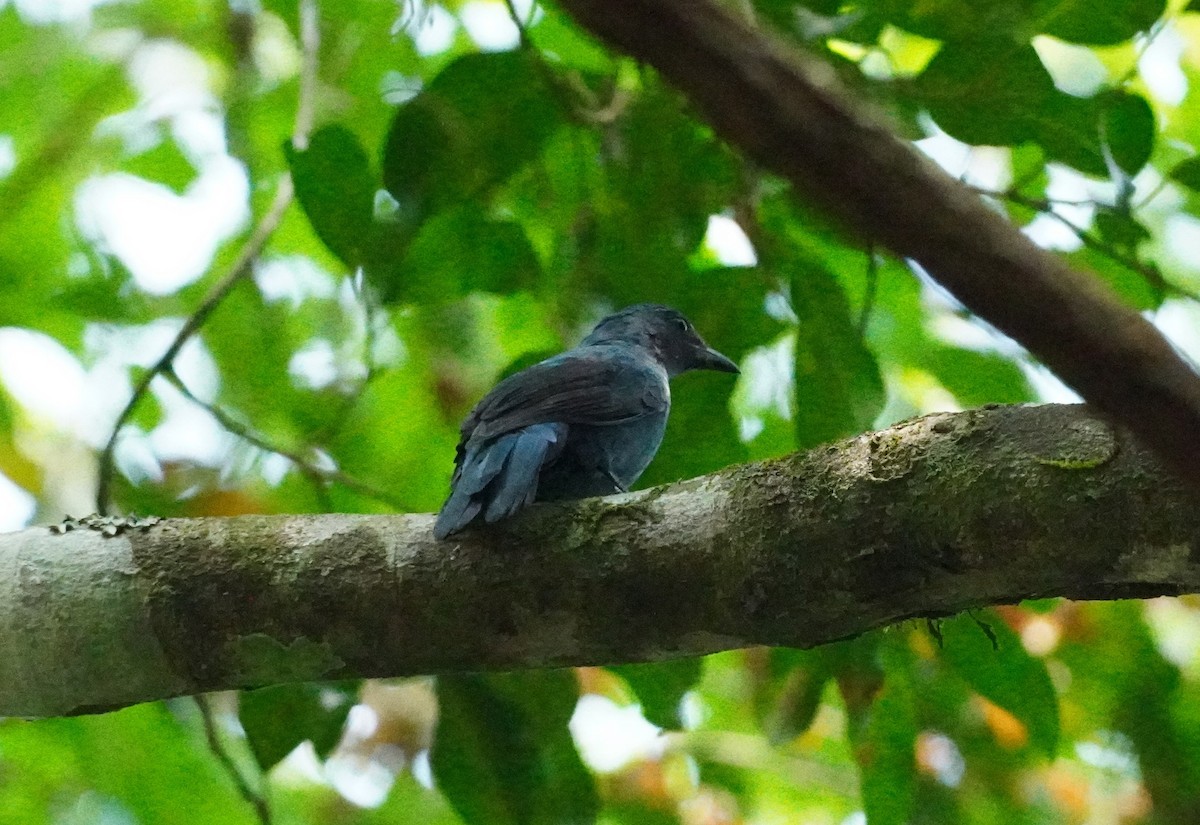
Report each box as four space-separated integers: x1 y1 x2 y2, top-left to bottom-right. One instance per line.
96 0 323 515
501 0 532 45
294 0 321 150
196 694 272 825
500 0 634 126
94 177 294 514
164 370 407 511
974 186 1200 305
1119 19 1167 85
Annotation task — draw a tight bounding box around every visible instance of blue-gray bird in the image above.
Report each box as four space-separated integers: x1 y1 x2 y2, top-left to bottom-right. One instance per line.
433 304 739 539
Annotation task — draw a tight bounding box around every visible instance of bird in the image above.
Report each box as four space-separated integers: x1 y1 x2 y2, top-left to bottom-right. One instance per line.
433 303 740 539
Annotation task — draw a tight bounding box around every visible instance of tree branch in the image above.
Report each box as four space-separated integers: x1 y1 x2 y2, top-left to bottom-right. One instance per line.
94 176 294 515
4 404 1200 718
553 0 1200 488
163 369 407 510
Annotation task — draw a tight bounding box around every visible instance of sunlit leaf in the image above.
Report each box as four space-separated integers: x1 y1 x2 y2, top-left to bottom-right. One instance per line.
0 702 249 825
529 5 614 71
123 136 197 194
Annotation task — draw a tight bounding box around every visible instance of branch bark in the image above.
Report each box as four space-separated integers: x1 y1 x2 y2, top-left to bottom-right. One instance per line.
2 404 1198 717
553 0 1200 488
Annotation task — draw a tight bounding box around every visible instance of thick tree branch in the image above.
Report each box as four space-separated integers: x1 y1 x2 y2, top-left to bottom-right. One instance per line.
553 0 1200 488
3 404 1199 718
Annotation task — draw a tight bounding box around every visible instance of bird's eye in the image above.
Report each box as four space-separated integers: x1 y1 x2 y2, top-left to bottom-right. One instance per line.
674 318 690 334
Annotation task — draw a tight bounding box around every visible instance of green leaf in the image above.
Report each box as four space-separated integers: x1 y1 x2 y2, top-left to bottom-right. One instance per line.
1169 156 1200 192
916 42 1106 175
917 41 1055 147
53 264 150 324
1094 209 1151 252
869 0 1026 43
870 0 1164 45
1102 91 1155 177
1067 242 1161 310
791 264 885 449
841 640 916 825
757 0 845 26
921 346 1035 406
1034 93 1108 177
227 634 346 687
610 658 703 729
938 612 1060 757
433 671 598 825
641 368 748 486
285 124 376 268
379 204 541 303
577 85 739 304
130 370 164 432
382 50 562 217
1037 0 1166 45
360 769 467 825
757 648 832 744
239 681 358 770
0 702 250 825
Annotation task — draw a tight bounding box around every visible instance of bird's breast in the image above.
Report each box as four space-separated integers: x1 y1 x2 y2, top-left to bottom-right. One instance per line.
598 410 670 487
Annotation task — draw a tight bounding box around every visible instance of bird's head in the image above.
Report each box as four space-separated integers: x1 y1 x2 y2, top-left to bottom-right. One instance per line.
582 304 740 377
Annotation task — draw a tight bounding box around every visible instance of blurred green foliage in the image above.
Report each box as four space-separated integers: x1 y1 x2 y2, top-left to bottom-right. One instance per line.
2 0 1200 823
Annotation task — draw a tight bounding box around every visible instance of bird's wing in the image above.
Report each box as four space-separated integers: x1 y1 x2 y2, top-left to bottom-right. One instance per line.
462 350 668 446
437 351 667 537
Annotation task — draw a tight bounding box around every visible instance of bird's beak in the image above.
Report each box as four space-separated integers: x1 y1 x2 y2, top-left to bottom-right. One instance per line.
697 345 740 374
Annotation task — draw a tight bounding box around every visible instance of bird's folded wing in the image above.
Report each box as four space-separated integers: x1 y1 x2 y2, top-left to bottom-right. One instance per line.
464 353 667 444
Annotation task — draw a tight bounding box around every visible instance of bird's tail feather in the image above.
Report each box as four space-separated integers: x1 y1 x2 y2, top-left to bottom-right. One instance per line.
483 425 559 523
433 423 563 539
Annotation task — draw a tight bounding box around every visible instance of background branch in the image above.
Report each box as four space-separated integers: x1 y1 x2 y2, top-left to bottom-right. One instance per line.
554 0 1200 488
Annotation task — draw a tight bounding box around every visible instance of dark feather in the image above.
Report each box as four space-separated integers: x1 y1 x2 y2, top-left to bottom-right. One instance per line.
463 347 668 446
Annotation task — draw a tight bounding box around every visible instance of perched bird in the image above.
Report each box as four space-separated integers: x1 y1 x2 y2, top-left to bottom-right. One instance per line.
433 304 739 539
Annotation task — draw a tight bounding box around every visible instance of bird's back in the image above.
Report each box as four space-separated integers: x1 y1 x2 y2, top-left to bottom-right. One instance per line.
433 344 669 538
